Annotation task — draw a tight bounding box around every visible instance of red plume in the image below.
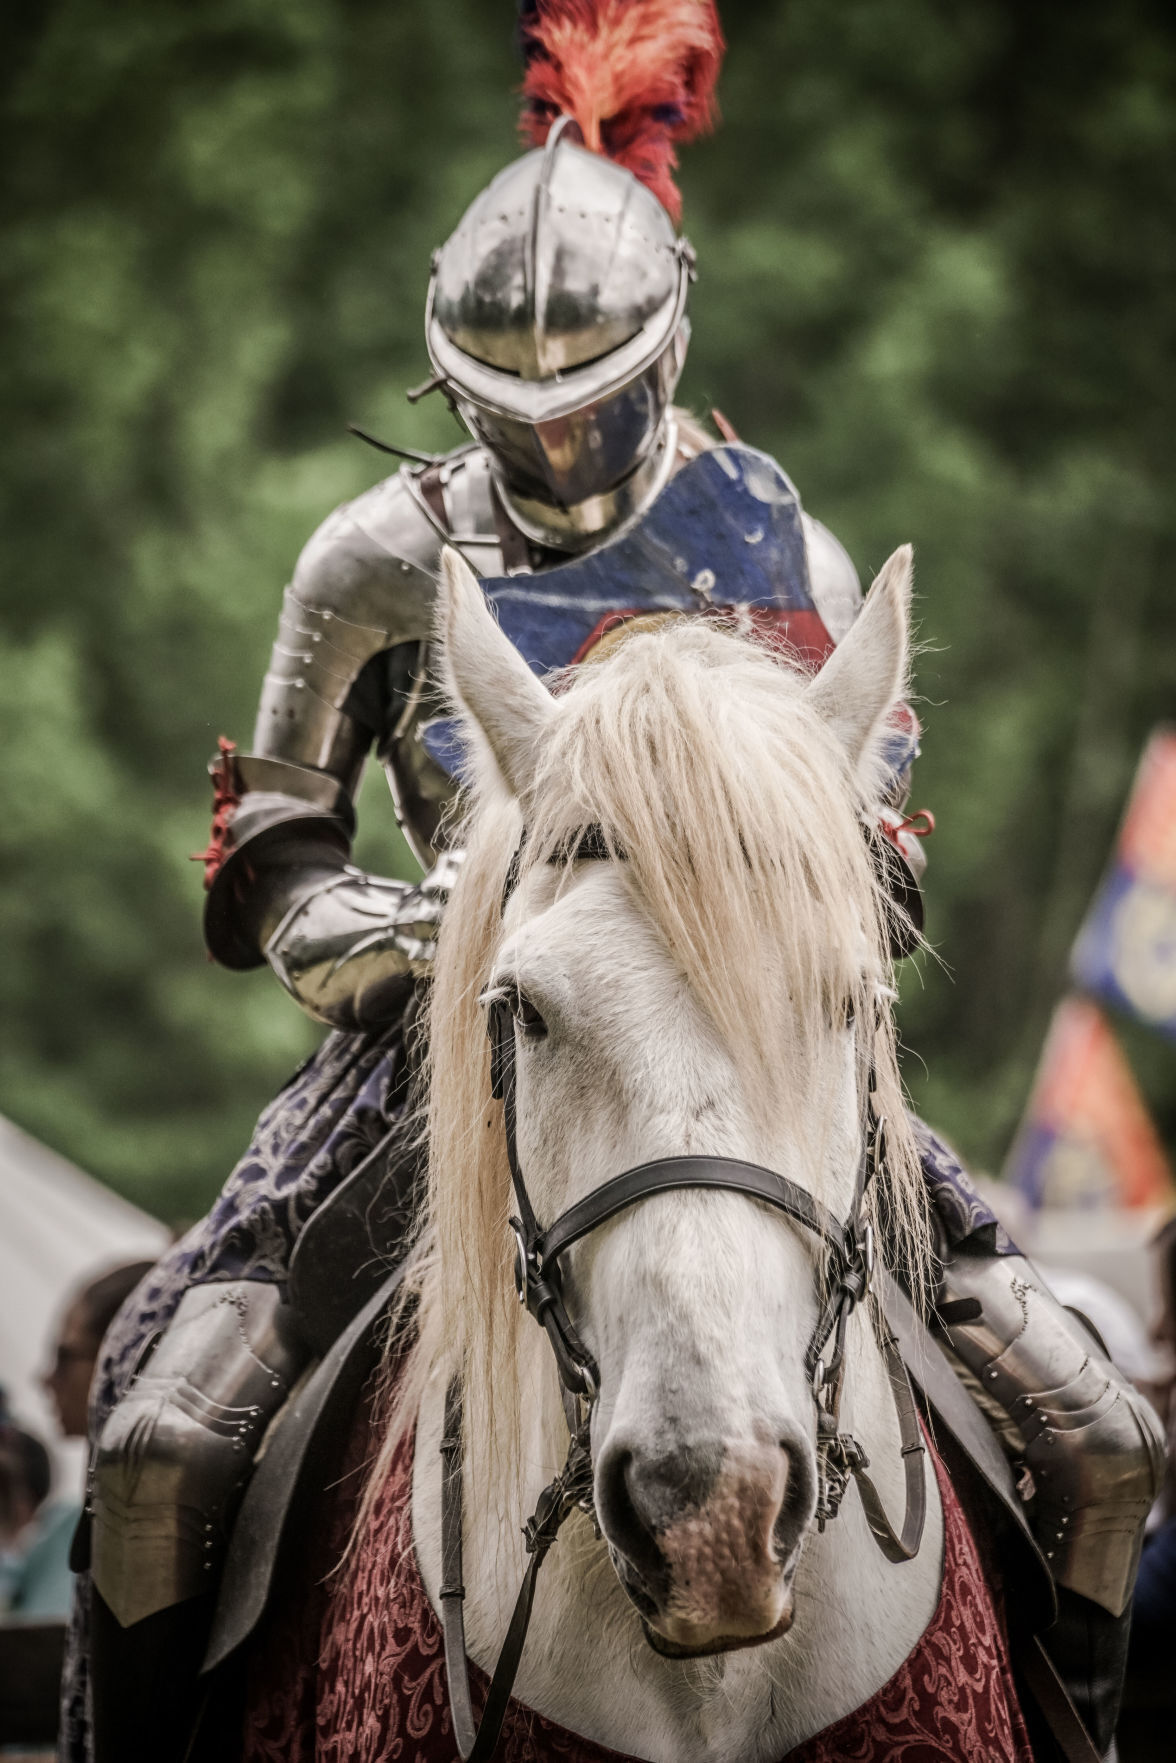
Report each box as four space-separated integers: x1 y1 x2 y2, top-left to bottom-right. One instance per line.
519 0 724 224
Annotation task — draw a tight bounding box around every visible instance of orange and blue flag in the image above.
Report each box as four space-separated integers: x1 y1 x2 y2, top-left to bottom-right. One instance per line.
1071 728 1176 1041
1005 995 1172 1209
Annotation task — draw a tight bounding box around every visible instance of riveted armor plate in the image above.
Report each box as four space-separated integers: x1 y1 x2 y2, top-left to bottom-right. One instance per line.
90 1282 307 1629
937 1250 1165 1615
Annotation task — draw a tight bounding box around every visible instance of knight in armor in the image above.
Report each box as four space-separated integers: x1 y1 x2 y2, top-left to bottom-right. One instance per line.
69 7 1162 1761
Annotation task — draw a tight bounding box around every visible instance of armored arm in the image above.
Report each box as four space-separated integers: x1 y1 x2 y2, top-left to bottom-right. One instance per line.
202 470 457 1027
936 1246 1166 1616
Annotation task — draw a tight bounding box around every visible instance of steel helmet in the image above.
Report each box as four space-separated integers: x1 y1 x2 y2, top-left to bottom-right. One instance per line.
423 0 723 548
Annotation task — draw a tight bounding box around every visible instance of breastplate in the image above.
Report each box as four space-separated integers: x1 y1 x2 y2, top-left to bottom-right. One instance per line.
414 443 833 791
378 444 863 866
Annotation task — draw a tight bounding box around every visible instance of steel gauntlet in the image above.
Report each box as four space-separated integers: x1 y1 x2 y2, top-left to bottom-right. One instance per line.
937 1249 1166 1615
261 850 462 1029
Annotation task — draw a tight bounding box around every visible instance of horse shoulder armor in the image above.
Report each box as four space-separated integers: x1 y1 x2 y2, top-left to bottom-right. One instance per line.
90 1281 307 1629
936 1248 1166 1616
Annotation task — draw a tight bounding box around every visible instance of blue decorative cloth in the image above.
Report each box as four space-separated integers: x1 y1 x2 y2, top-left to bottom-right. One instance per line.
422 442 919 794
913 1117 1019 1256
1070 731 1176 1044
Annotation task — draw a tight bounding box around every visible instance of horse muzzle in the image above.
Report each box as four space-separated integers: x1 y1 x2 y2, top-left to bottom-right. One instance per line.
596 1430 815 1655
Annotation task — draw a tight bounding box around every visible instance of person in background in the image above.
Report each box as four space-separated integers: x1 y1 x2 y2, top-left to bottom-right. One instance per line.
1 1417 76 1757
41 1264 156 1442
0 1423 74 1622
2 1259 157 1624
0 1265 159 1753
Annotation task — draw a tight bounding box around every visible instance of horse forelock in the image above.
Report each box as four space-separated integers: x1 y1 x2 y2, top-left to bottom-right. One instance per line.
366 616 931 1525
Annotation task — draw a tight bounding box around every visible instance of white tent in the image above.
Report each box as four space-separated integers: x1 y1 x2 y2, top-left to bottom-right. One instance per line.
0 1114 170 1487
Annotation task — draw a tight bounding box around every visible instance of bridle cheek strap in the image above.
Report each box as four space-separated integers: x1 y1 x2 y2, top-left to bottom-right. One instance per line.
815 1321 928 1564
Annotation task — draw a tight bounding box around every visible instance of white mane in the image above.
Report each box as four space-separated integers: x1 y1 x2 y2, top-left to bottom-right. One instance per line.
365 592 931 1520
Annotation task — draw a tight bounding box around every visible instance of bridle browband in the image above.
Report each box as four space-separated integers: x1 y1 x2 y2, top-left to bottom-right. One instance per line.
439 827 927 1762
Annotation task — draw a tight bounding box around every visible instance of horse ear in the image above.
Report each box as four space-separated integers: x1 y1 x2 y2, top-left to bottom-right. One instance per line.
437 546 556 800
805 544 912 787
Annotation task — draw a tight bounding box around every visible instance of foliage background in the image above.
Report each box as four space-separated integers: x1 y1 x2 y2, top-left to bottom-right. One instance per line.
2 0 1174 1225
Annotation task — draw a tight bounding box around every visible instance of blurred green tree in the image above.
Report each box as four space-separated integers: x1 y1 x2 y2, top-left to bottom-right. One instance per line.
1 0 1173 1221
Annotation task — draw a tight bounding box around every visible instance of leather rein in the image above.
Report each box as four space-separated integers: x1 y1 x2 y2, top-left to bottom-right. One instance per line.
438 829 928 1761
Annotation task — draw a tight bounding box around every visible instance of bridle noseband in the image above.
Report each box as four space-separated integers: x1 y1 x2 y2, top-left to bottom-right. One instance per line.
439 829 927 1762
493 991 873 1408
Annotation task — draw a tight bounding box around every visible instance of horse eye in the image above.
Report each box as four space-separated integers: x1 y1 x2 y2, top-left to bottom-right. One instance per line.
512 990 548 1039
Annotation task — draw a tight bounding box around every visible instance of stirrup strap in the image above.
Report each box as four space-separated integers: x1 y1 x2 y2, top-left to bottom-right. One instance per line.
1020 1636 1105 1763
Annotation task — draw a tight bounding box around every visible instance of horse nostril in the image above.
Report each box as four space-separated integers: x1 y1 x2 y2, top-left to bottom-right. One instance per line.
594 1445 672 1596
773 1429 817 1559
602 1433 807 1566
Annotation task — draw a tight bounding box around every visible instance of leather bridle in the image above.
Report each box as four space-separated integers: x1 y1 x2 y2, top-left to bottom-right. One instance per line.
438 830 928 1761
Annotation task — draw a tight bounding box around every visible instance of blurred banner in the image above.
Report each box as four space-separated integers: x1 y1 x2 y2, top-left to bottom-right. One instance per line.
1071 727 1176 1040
1006 994 1173 1209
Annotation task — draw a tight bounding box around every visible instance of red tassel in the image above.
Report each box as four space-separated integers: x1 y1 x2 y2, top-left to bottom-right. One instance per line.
520 0 724 223
191 736 241 890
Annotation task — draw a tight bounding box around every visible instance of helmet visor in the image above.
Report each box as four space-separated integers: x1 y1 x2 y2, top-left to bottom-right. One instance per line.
457 358 671 509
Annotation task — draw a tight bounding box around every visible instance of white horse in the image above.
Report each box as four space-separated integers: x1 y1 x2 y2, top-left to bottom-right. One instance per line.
365 544 957 1761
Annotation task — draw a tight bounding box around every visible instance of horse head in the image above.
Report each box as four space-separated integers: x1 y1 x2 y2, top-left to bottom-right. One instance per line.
420 541 928 1662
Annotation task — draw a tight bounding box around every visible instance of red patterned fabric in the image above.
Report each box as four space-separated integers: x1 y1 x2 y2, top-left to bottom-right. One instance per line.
243 1404 1033 1763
